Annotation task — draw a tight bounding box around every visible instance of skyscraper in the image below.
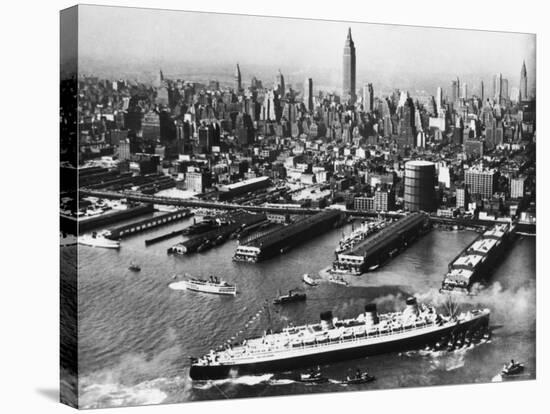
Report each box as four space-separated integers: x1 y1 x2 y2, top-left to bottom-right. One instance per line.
502 78 509 100
235 63 242 92
493 73 503 104
304 78 313 112
275 70 285 98
363 83 374 113
520 61 528 102
461 83 468 100
480 81 485 103
435 86 443 113
342 28 356 103
451 78 460 103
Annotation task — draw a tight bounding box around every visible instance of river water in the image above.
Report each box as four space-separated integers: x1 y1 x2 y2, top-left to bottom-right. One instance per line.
65 217 536 408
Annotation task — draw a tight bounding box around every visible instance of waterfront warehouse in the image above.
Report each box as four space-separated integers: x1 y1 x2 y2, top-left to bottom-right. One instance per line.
217 176 271 201
233 209 345 262
332 212 431 275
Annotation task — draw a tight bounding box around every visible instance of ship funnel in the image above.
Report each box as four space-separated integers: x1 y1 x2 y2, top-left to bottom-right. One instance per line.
364 303 379 326
320 311 334 329
403 296 419 320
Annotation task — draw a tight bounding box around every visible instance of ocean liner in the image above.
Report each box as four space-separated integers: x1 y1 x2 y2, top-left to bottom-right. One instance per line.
189 297 490 380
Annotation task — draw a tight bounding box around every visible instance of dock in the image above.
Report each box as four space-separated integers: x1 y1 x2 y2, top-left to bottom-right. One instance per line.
76 203 155 233
106 208 193 239
168 211 267 255
440 222 516 293
233 209 346 262
331 212 431 275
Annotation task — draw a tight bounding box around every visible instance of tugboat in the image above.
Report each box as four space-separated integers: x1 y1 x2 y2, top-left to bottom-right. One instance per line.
302 274 319 287
273 289 307 305
501 360 525 377
296 367 327 383
339 369 375 385
169 275 237 296
128 262 141 272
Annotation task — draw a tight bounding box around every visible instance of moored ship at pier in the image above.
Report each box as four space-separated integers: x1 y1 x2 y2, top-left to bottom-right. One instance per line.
331 212 431 275
189 297 490 380
440 222 516 293
233 210 345 262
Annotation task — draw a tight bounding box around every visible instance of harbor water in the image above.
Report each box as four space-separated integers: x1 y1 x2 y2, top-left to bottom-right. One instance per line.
65 218 536 408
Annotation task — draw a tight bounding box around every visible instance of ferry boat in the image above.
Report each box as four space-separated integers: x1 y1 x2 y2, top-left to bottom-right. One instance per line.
78 231 120 249
189 297 490 380
169 276 237 296
302 274 319 286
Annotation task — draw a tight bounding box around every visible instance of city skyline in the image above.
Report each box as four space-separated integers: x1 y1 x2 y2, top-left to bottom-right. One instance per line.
78 5 536 95
61 5 537 408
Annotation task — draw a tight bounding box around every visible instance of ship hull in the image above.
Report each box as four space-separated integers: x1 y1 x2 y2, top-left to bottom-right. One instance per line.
189 313 489 380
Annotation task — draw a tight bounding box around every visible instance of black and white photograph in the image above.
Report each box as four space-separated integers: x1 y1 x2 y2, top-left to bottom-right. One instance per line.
34 1 547 412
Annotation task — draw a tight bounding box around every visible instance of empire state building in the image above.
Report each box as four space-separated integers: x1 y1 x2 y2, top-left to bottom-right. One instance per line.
343 27 356 103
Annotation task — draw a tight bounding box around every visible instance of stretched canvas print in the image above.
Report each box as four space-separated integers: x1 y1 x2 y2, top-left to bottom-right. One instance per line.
60 4 537 409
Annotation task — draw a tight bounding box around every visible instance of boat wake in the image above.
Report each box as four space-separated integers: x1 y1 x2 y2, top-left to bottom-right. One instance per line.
79 376 189 409
401 338 491 372
193 374 274 389
168 281 187 291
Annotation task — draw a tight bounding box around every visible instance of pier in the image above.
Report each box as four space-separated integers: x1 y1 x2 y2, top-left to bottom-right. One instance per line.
233 209 346 262
440 222 516 293
74 203 155 233
168 211 267 255
106 208 193 239
332 212 431 275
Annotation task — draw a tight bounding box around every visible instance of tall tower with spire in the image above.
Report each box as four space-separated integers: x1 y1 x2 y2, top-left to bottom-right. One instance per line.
520 60 528 102
235 63 242 92
343 27 356 103
275 70 285 98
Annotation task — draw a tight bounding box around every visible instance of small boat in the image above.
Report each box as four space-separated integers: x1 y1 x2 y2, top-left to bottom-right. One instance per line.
367 264 380 272
338 372 375 385
169 275 237 296
128 263 141 272
328 275 349 286
78 231 120 249
501 361 525 377
297 369 328 384
60 233 77 247
302 274 319 286
273 290 307 305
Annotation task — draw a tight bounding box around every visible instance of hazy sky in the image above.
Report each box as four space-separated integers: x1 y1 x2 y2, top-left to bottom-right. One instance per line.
78 5 536 94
